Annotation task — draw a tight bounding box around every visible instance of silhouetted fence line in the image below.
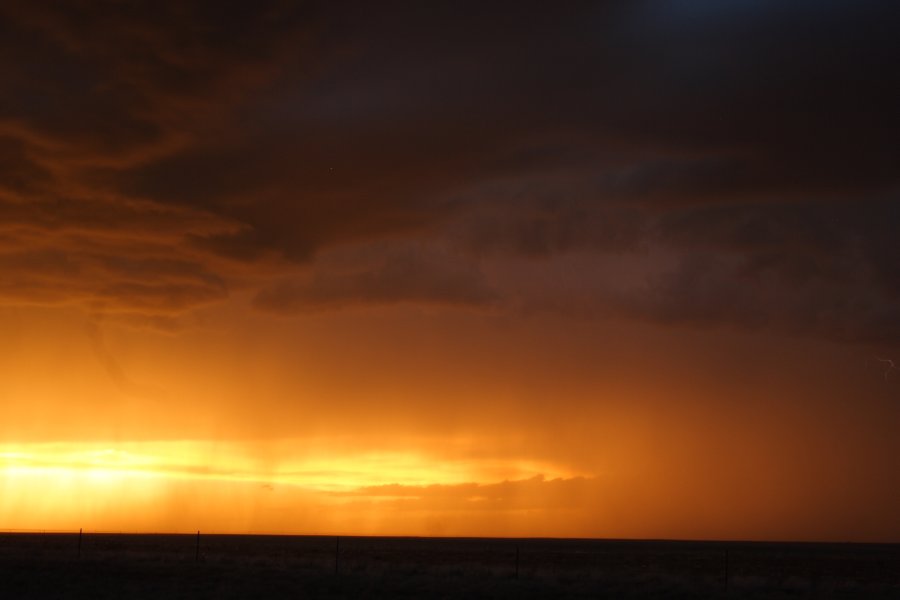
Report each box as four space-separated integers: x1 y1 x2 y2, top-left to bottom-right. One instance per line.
0 531 897 597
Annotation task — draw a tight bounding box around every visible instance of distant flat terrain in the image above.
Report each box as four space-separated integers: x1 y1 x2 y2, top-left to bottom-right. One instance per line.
0 533 897 599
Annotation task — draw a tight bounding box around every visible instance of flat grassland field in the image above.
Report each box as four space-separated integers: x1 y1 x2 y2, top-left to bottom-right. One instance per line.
0 534 897 599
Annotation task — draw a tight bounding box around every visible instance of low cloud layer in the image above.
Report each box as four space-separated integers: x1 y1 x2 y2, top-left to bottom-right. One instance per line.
335 474 597 512
253 243 497 314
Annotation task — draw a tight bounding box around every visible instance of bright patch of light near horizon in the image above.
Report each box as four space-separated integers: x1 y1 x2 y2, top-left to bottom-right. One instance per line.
0 441 578 493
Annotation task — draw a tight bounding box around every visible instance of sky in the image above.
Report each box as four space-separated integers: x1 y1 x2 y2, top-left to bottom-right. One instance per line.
0 1 898 541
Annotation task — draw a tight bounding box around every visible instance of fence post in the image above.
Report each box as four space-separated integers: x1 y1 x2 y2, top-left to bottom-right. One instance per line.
78 528 82 559
195 531 200 562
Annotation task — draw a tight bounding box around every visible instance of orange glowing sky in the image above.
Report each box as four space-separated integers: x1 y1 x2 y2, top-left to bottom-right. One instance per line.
0 2 898 541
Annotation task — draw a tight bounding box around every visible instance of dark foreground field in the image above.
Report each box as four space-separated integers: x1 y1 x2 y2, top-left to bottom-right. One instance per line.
0 533 897 599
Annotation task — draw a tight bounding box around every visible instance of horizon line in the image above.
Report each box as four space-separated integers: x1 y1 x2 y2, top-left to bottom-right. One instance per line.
2 528 897 545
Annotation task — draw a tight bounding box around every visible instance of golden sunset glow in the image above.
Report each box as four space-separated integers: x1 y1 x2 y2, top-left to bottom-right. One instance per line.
0 437 587 535
1 1 898 545
0 439 579 492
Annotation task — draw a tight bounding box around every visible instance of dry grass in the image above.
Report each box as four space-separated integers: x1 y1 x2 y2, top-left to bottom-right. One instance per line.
0 534 897 598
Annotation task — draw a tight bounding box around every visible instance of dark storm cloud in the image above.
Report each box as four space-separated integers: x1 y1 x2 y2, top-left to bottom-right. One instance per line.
1 1 898 341
516 198 900 346
0 0 302 324
635 199 900 344
615 247 900 346
0 246 228 314
253 244 497 314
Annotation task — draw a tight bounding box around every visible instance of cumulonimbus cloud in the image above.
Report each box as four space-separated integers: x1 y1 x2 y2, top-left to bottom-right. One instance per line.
0 1 896 347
